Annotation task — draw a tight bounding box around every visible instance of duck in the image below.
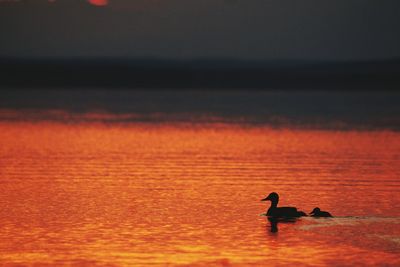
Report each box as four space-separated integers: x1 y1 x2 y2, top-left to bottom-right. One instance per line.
310 207 332 217
261 192 307 217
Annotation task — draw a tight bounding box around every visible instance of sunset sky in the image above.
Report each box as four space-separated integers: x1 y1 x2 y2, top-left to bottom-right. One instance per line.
1 0 400 61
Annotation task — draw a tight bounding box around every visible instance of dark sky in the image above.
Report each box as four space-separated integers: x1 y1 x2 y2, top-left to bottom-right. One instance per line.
1 0 400 61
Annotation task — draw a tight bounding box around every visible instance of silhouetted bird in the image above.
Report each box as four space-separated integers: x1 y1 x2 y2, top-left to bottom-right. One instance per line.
310 207 333 217
261 192 307 217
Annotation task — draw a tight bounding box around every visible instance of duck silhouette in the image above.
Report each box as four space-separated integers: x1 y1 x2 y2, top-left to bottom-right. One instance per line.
261 192 307 217
310 207 332 217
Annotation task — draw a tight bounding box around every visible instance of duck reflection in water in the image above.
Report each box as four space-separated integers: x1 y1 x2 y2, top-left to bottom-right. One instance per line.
267 217 297 233
261 192 307 233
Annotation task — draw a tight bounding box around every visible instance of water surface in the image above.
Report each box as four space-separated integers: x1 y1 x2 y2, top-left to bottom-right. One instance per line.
1 116 399 266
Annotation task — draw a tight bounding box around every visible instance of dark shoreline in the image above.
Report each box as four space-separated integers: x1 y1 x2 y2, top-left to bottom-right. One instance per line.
1 58 400 90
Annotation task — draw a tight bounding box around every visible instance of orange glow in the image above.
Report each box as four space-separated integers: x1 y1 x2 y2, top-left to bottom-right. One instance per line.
88 0 108 6
0 120 399 266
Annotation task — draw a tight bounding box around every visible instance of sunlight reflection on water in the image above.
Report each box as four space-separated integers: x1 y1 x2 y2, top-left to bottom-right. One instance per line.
0 119 399 266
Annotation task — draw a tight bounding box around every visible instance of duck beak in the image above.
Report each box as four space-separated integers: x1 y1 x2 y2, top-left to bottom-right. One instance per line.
310 210 315 214
261 196 270 201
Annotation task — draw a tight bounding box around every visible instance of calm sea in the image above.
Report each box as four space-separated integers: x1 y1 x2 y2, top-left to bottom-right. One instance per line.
0 90 399 266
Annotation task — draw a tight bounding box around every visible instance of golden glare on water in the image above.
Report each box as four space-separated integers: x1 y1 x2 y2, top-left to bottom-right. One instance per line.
0 121 399 266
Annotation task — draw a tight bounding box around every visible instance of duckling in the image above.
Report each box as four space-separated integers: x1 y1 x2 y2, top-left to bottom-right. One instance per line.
261 192 307 217
310 207 332 217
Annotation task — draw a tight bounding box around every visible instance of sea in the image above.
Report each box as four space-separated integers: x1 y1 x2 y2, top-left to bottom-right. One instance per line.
0 89 399 266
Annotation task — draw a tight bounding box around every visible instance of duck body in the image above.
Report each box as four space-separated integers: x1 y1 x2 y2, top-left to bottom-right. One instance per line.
262 192 307 218
310 207 332 217
267 206 306 217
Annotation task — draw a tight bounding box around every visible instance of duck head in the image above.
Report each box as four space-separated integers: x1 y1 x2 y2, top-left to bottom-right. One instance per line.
261 192 279 206
310 207 320 215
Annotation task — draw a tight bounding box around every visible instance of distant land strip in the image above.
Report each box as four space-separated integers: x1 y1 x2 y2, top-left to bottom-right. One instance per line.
1 58 400 90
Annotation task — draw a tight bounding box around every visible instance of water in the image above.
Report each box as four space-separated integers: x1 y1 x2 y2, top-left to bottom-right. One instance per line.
0 90 400 266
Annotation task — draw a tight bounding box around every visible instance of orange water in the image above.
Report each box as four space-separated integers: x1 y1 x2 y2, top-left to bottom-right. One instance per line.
0 121 399 266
